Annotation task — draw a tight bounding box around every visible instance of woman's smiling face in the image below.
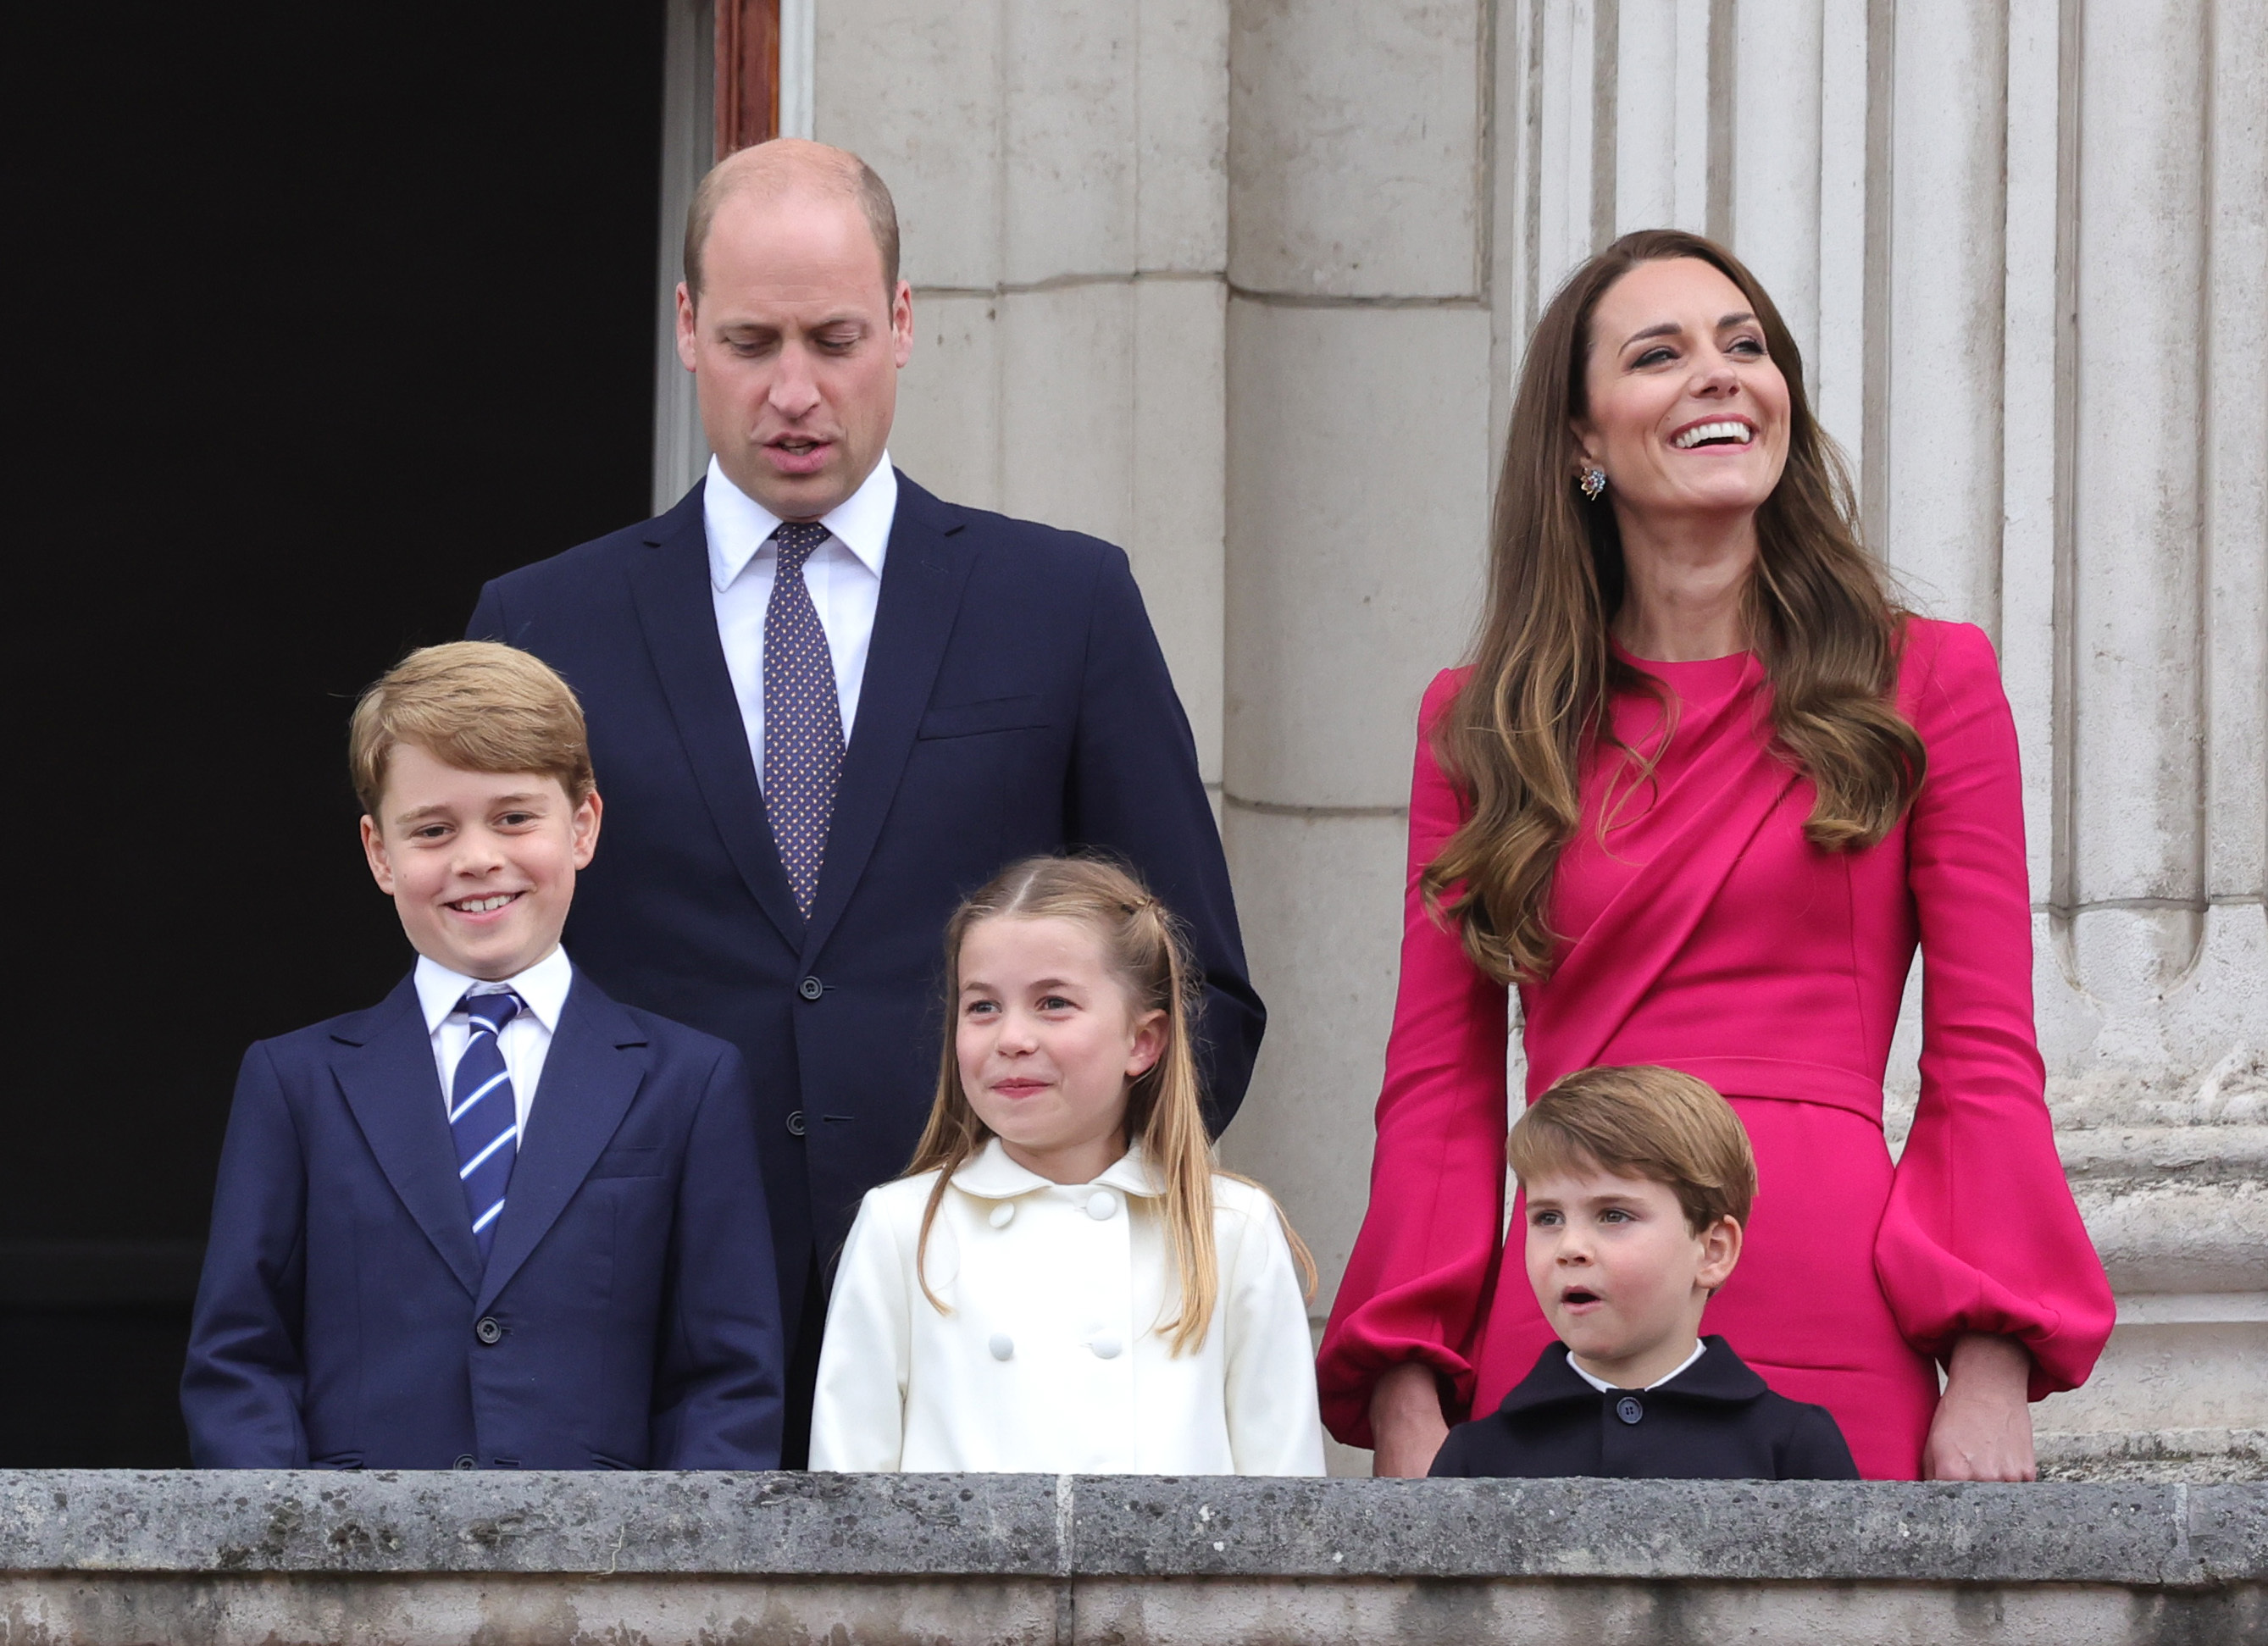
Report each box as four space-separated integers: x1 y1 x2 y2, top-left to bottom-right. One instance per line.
1573 256 1791 527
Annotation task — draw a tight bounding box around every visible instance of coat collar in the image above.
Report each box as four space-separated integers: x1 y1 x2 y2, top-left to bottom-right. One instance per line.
1495 1335 1767 1414
330 975 485 1299
946 1137 1167 1200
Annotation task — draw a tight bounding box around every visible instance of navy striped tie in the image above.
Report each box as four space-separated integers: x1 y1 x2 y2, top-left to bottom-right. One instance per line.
449 989 523 1261
763 521 846 917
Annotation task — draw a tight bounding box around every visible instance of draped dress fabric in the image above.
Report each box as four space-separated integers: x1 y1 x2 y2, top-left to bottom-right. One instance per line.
1316 618 2115 1479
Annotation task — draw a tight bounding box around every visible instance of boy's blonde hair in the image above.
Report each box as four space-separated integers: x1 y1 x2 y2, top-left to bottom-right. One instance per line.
907 854 1312 1355
1509 1065 1757 1233
349 642 596 817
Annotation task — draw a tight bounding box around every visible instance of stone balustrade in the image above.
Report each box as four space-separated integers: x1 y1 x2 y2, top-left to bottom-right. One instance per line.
1 1470 2260 1643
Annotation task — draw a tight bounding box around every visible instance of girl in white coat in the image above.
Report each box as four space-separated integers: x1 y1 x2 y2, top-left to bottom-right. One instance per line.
810 855 1327 1475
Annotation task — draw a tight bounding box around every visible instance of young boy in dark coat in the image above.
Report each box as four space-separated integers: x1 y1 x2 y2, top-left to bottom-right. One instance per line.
182 643 785 1470
1430 1066 1855 1480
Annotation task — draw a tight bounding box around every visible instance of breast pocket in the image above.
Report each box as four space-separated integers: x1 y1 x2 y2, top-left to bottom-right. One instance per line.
586 1146 666 1180
916 695 1046 740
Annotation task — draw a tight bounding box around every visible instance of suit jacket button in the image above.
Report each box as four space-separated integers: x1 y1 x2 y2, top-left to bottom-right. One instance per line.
798 976 824 1001
786 1111 807 1137
453 1455 477 1470
1616 1395 1644 1425
475 1316 504 1345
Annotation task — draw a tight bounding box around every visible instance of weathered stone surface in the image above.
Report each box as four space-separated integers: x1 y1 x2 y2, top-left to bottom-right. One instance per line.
0 1471 1062 1577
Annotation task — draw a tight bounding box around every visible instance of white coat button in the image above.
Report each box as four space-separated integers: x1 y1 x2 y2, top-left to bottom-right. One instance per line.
1090 1333 1123 1359
1085 1190 1117 1220
989 1202 1015 1228
989 1333 1015 1361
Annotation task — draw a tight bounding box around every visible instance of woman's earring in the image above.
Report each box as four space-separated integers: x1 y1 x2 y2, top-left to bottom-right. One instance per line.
1579 466 1607 502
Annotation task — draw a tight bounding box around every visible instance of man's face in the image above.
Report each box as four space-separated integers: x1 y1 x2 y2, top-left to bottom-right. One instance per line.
676 186 914 520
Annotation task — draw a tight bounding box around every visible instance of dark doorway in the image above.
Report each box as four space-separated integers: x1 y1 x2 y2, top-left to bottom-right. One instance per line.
6 3 667 1464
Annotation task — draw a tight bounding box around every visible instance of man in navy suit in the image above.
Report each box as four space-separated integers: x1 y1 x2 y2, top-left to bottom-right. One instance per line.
183 643 782 1469
469 139 1262 1457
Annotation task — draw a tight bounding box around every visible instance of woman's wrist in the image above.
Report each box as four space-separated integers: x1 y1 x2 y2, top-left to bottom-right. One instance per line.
1369 1361 1452 1477
1924 1333 2037 1481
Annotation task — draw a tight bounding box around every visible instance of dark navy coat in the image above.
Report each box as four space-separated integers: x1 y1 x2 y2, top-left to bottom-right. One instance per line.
466 474 1263 1334
1429 1336 1860 1480
181 973 784 1469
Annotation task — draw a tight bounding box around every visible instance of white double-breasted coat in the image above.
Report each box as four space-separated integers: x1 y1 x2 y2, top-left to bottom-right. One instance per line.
809 1140 1326 1474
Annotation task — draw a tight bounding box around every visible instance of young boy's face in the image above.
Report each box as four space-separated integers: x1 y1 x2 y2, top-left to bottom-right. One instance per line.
1522 1161 1741 1387
360 742 602 981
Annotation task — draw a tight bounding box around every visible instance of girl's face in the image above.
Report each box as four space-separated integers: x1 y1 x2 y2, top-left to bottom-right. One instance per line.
956 914 1167 1184
1572 256 1791 529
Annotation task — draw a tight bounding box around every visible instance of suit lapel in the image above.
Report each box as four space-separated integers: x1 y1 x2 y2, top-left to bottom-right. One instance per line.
332 977 484 1300
624 483 807 947
800 474 978 960
1522 662 1799 1095
475 975 649 1314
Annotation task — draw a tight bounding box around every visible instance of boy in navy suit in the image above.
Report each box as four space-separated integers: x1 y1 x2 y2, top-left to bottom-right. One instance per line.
183 642 784 1469
1430 1067 1855 1481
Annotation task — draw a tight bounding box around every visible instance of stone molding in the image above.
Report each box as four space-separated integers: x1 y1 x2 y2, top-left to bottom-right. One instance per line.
3 1469 2262 1583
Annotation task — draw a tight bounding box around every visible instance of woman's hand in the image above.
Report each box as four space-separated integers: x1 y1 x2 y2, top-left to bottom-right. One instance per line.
1369 1361 1452 1477
1922 1333 2038 1481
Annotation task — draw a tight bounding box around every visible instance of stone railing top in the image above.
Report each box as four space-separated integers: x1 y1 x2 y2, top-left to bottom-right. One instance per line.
2 1473 2261 1590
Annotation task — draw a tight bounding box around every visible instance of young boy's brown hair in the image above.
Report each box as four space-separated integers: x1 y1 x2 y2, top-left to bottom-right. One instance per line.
347 640 596 815
1507 1064 1757 1234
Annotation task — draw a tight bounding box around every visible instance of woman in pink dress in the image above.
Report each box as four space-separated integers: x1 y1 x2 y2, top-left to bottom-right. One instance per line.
1317 230 2114 1482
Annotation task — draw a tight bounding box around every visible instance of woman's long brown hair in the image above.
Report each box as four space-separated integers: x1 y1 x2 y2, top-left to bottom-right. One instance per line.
1424 229 1925 984
904 854 1313 1356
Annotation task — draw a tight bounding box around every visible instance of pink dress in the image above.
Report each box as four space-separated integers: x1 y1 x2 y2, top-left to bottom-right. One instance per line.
1316 618 2114 1479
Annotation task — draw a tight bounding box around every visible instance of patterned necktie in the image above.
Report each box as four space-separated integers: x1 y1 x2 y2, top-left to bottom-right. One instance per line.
763 521 846 917
449 989 523 1261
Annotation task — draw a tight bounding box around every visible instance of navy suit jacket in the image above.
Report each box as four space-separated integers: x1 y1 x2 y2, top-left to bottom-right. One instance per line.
181 970 785 1469
467 474 1263 1329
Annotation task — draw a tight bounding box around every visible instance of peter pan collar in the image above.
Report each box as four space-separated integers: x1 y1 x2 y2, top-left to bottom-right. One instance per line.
948 1137 1167 1200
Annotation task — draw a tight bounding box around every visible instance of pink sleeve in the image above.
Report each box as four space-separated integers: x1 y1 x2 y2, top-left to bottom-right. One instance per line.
1315 670 1513 1445
1875 621 2116 1399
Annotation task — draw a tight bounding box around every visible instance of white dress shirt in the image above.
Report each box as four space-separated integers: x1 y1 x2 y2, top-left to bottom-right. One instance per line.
413 945 575 1142
810 1139 1328 1476
1567 1338 1707 1393
704 453 898 784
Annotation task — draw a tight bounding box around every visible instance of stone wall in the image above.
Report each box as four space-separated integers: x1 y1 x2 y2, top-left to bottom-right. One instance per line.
812 0 2268 1474
2 1471 2260 1644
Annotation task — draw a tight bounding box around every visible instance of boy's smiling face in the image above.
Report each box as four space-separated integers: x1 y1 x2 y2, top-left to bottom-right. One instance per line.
1522 1161 1742 1388
360 743 601 981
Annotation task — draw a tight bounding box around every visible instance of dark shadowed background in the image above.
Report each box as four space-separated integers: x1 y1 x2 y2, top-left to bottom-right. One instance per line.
6 2 667 1463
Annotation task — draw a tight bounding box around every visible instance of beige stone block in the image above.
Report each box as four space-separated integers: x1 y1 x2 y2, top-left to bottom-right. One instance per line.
2035 1314 2268 1434
890 293 1001 512
1224 299 1492 807
1131 277 1228 784
998 281 1137 548
1217 806 1411 1311
814 0 1002 289
1138 0 1231 270
1228 0 1484 297
1003 0 1138 282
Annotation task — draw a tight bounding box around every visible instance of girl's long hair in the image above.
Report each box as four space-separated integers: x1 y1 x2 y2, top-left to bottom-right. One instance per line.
906 853 1312 1355
1425 228 1926 984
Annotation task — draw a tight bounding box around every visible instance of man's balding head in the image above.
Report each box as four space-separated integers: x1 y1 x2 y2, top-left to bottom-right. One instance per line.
684 138 901 306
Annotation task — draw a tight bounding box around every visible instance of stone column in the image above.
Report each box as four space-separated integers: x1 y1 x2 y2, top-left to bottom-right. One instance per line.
1214 1 1497 1473
815 0 1232 794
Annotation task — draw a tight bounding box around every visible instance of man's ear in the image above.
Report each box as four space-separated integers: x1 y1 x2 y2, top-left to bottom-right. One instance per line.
1696 1214 1743 1293
674 281 700 372
890 279 915 369
360 816 396 896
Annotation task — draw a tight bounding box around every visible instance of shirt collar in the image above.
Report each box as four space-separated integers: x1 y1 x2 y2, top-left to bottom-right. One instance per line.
703 452 897 591
1567 1338 1706 1394
947 1137 1167 1200
413 945 575 1036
